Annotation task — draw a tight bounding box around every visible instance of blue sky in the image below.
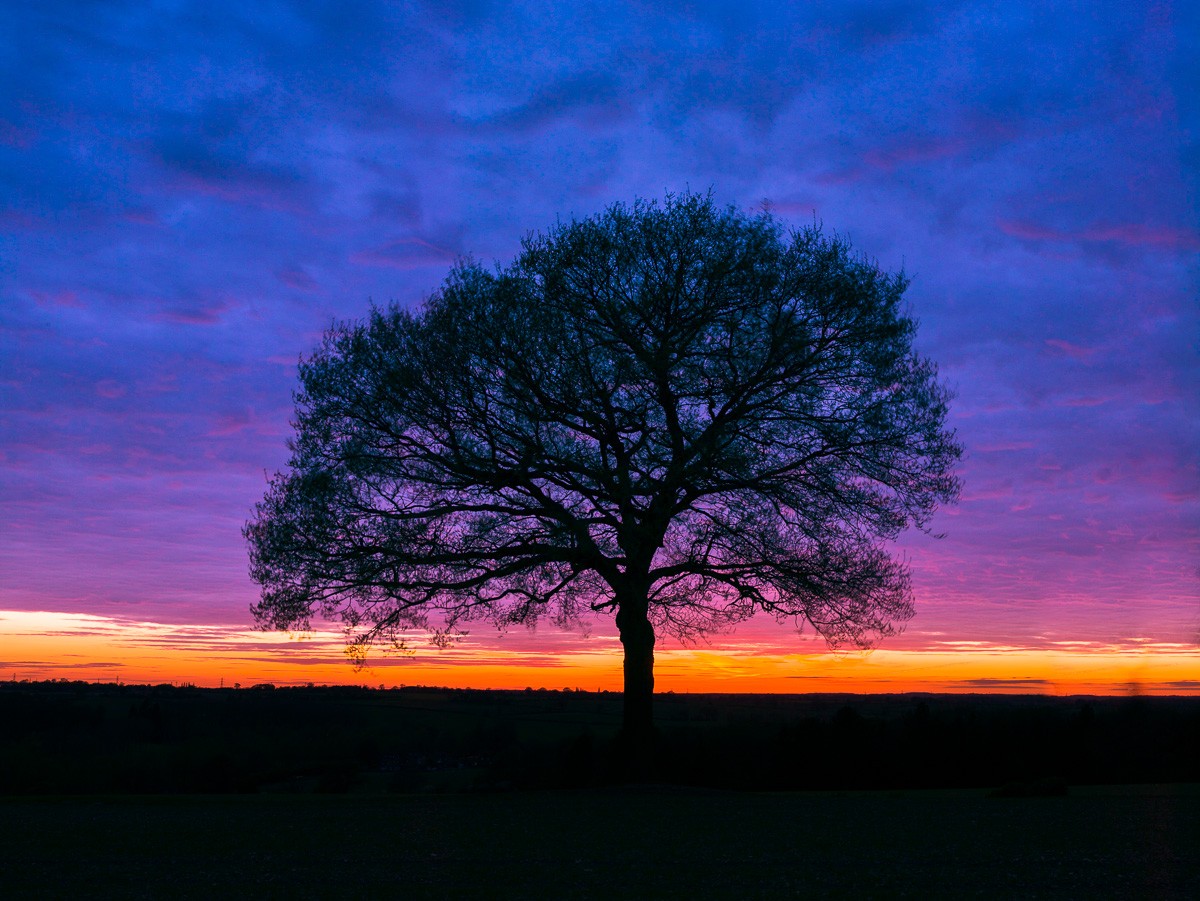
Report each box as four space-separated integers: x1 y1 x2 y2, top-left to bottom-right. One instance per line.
2 1 1197 676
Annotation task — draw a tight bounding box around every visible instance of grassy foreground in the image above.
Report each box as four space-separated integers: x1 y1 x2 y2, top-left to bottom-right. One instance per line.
3 785 1198 899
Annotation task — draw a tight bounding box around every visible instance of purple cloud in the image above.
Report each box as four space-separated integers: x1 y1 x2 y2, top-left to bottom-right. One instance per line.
0 0 1195 678
350 237 459 271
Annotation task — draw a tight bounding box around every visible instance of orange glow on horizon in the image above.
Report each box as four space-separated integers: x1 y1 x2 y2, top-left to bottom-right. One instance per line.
2 610 1197 696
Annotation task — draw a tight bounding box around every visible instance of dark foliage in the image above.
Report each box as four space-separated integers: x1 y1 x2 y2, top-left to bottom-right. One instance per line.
245 193 961 738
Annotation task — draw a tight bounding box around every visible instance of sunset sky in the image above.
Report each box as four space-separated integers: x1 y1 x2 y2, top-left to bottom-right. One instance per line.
2 1 1197 694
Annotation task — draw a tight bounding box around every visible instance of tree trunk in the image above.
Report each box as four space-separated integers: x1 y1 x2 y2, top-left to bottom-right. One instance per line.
615 598 656 778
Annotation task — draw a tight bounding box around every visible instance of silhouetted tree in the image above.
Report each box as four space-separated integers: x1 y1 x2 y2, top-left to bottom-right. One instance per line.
245 193 960 757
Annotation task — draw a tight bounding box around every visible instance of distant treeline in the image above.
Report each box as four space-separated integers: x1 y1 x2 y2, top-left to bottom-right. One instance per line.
1 681 1197 794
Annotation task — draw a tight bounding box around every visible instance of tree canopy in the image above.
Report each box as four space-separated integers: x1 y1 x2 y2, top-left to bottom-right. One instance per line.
246 193 961 741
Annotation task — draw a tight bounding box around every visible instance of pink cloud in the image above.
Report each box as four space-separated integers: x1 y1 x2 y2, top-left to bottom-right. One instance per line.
276 268 319 291
0 209 37 229
813 167 862 186
350 237 457 270
121 207 161 225
1059 395 1112 407
170 170 309 216
999 219 1200 251
997 221 1072 241
1044 338 1098 361
94 380 126 399
1084 225 1200 249
975 441 1034 452
961 483 1013 502
1164 489 1199 503
208 411 252 437
0 118 35 148
151 301 229 325
30 290 85 309
206 409 288 440
862 136 967 171
758 199 820 217
136 372 179 395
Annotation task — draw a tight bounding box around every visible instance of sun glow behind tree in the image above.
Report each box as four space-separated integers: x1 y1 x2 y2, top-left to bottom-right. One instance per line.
3 609 1198 695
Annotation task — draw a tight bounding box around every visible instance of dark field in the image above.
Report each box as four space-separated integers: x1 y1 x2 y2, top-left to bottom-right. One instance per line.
2 682 1198 898
3 786 1198 899
3 681 1197 793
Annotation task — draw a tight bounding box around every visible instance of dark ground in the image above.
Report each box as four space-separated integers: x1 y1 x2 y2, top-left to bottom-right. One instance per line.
2 682 1197 898
3 785 1198 899
2 681 1196 793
